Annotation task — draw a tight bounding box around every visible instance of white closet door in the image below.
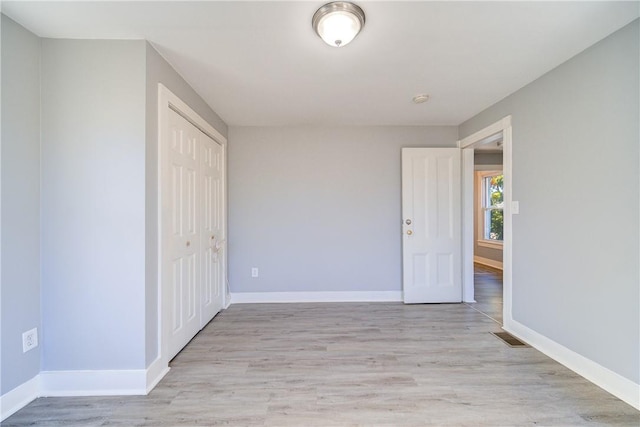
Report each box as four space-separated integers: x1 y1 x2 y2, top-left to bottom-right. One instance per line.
199 128 224 327
167 109 201 360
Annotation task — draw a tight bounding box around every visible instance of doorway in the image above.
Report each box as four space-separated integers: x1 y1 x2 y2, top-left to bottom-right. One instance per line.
459 116 513 328
471 143 504 323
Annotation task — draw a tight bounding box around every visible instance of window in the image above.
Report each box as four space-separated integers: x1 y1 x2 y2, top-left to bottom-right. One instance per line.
478 171 503 246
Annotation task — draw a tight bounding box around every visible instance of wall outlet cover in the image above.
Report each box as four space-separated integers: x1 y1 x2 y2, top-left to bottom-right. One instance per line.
22 328 38 353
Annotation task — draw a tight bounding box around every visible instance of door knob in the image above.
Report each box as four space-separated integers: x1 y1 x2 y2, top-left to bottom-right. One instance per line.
406 230 413 236
405 219 412 225
186 241 191 247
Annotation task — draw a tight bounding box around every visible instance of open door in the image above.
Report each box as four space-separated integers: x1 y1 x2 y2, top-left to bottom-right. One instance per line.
401 148 462 303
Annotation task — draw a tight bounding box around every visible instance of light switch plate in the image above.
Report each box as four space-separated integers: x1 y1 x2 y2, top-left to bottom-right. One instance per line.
512 201 520 215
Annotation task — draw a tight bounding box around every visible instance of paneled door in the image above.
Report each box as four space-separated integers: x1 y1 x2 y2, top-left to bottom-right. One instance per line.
401 148 462 303
199 128 225 327
160 85 228 366
167 109 201 359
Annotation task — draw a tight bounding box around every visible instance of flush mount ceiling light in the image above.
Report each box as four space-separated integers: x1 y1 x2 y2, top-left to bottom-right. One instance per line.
312 2 366 48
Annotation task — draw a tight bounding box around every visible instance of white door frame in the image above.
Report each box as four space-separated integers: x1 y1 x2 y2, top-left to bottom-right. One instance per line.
157 84 228 370
458 116 513 325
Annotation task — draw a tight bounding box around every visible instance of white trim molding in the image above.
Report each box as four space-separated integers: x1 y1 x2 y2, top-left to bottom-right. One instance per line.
0 363 169 421
459 115 512 149
40 370 148 397
458 115 512 315
0 375 40 421
504 319 640 410
473 255 503 270
145 357 171 394
461 148 475 303
230 291 402 304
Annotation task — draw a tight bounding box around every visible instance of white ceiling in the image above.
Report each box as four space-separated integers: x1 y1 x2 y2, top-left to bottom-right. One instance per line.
3 1 638 127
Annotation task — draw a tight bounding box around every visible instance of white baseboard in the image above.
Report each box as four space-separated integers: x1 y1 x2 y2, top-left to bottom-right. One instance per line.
230 291 403 304
40 369 149 396
504 318 640 410
474 255 503 270
0 375 40 421
1 361 170 420
145 357 170 394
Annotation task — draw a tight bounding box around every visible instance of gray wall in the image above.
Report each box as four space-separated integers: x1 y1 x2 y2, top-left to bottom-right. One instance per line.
144 43 228 366
1 15 42 394
41 39 147 370
474 152 503 166
228 126 458 294
459 20 639 384
0 30 229 383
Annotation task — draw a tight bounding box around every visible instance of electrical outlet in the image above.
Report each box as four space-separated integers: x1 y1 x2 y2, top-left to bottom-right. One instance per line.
251 268 259 278
22 328 38 353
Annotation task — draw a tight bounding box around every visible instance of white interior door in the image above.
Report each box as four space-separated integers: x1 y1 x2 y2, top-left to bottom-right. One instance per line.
167 109 201 359
160 85 229 366
402 148 462 303
199 129 224 327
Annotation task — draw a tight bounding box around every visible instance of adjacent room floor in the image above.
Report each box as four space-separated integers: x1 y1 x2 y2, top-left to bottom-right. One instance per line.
468 263 503 324
5 270 638 426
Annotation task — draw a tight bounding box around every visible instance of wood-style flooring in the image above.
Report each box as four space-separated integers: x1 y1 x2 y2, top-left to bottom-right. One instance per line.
468 263 503 324
5 272 639 426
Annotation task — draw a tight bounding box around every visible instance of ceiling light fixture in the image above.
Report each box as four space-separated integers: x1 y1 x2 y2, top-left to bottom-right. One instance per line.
312 2 366 48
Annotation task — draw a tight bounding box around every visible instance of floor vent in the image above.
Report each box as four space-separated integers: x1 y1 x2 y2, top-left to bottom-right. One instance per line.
491 332 528 347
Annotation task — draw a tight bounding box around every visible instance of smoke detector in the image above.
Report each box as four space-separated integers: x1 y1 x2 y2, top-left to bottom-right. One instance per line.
412 94 430 104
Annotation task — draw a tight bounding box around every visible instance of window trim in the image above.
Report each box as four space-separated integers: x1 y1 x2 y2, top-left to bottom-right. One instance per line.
476 170 504 248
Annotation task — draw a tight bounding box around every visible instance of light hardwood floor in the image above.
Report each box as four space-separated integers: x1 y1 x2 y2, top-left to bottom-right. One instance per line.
468 263 503 324
5 301 639 425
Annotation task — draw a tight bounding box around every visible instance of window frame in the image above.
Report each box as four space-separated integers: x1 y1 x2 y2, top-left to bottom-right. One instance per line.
476 170 504 249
